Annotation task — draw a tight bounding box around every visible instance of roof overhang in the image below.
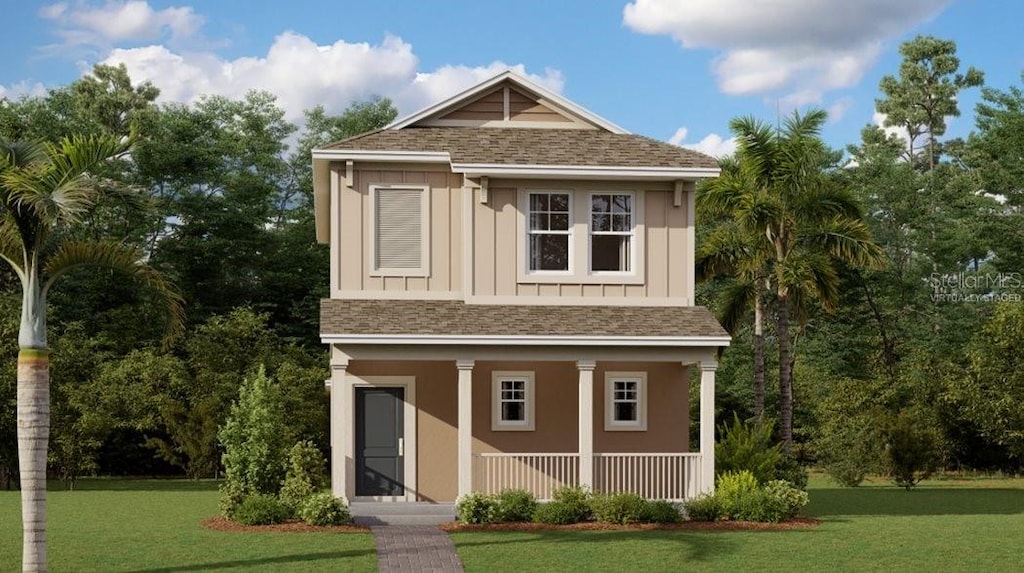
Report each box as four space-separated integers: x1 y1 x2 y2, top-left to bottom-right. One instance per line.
321 334 731 347
452 163 721 181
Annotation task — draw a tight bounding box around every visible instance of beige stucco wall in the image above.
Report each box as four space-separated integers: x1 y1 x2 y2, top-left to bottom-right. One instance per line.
346 359 689 502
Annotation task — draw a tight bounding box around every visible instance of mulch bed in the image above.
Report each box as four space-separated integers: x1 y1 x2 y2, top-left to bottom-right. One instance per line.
441 517 820 532
201 516 370 533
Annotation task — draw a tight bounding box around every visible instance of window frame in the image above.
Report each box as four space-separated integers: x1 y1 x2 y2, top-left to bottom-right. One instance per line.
491 371 536 431
524 190 574 276
369 184 431 277
604 371 647 431
588 191 636 276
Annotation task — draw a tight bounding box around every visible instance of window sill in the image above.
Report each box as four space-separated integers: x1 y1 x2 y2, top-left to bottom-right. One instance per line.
517 272 644 285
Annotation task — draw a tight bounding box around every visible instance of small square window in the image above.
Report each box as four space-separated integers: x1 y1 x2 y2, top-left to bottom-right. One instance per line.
492 372 535 431
605 372 646 431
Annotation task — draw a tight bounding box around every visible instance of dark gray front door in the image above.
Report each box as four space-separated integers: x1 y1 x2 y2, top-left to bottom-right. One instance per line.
355 387 405 497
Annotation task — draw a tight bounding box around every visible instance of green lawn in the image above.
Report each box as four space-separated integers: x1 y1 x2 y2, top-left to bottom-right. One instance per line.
451 476 1024 572
0 480 376 572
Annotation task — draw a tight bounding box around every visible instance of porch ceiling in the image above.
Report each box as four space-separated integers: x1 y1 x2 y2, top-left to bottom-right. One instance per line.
320 299 729 342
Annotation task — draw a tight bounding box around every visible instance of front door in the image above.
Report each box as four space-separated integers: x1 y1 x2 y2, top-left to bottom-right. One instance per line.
355 387 405 497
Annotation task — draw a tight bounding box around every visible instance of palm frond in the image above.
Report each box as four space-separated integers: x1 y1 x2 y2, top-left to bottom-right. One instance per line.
717 279 758 334
0 222 26 280
806 216 887 270
41 240 185 345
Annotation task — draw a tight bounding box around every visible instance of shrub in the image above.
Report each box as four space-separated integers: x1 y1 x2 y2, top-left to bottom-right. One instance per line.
716 414 783 484
533 501 584 524
491 489 538 523
233 494 290 525
456 492 496 524
550 486 593 522
642 500 682 524
218 479 247 519
884 410 940 490
279 441 328 514
774 454 809 490
763 480 809 520
730 488 787 522
590 492 649 524
716 470 760 519
279 476 316 514
298 492 352 526
683 494 721 522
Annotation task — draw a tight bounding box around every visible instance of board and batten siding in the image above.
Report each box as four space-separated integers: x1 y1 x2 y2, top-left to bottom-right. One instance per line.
471 185 693 301
334 164 463 296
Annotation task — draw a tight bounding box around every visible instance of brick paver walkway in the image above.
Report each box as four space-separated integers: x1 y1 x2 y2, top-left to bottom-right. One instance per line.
372 525 465 572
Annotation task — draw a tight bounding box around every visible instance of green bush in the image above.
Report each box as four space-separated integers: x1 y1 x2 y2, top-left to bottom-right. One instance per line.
279 477 315 515
716 470 760 519
233 494 290 525
730 488 787 522
533 501 584 524
682 494 721 522
491 489 538 522
774 454 809 490
716 414 782 484
298 492 351 526
884 410 940 490
456 492 495 524
642 500 682 524
279 441 328 514
763 480 809 520
590 492 649 524
218 479 247 518
550 486 593 522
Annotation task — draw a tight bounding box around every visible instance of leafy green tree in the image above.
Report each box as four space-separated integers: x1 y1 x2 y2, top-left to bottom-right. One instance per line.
1 135 183 572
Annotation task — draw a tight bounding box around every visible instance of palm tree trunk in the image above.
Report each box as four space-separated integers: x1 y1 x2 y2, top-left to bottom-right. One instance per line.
777 295 794 451
753 294 765 420
17 348 49 573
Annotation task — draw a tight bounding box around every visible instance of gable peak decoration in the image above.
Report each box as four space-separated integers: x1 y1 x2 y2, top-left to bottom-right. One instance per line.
390 70 628 134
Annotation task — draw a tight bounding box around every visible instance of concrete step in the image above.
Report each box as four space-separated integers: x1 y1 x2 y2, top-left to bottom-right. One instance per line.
350 502 456 526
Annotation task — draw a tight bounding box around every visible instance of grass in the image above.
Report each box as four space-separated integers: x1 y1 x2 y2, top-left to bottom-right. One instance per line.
451 475 1024 572
0 479 376 572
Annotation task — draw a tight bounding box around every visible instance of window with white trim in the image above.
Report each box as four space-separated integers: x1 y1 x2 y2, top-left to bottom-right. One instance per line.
590 193 634 272
527 191 571 272
604 372 647 431
370 185 430 276
492 371 535 431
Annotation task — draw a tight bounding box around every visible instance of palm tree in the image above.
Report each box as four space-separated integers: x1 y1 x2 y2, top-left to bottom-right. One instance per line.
1 135 184 573
700 109 885 449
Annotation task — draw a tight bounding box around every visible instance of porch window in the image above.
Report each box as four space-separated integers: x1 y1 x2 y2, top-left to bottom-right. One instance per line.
370 184 430 276
527 191 571 272
590 193 633 272
604 372 647 431
492 371 535 431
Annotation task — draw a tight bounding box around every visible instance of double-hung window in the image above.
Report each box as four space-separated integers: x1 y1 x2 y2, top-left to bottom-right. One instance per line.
527 191 571 272
492 371 535 431
604 372 647 431
590 193 634 273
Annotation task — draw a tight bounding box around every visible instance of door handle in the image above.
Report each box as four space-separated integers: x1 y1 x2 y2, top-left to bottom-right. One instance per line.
398 438 404 457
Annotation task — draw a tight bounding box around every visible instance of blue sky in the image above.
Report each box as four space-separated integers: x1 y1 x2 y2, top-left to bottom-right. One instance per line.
2 1 1023 156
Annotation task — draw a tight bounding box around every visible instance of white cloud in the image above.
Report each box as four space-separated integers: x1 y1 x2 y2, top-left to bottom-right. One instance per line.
0 81 48 100
41 1 203 48
103 32 564 122
827 97 854 123
669 126 736 158
873 111 913 149
623 0 950 103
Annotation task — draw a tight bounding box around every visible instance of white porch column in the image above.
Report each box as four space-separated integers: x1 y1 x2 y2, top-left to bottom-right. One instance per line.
699 362 717 494
577 360 596 489
328 361 348 498
457 360 475 497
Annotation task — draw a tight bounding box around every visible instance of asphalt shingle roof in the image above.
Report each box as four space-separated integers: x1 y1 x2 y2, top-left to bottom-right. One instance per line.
320 299 728 339
323 128 718 170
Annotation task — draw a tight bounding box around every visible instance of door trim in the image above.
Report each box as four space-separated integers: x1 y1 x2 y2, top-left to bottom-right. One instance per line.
345 375 417 502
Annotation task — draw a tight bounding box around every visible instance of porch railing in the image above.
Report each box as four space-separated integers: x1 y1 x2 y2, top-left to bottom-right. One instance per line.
472 452 702 501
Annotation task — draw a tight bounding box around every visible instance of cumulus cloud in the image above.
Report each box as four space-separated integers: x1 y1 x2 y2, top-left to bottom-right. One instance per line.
827 97 854 123
623 0 950 102
40 0 203 50
0 81 48 100
668 126 736 158
102 32 563 122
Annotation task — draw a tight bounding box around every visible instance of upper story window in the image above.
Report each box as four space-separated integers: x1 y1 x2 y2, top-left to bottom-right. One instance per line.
590 193 634 273
527 191 571 272
370 185 430 276
492 371 535 431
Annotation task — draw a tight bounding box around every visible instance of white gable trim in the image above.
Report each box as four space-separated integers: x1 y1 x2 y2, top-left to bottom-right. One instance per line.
389 70 629 134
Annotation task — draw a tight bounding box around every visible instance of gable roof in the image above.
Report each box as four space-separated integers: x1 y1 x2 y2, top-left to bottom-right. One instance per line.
390 71 627 133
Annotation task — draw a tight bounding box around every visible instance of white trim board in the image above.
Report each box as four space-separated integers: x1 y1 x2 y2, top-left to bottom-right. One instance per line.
323 334 731 347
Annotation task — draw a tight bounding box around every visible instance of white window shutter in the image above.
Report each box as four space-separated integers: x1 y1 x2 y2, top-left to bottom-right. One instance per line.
375 188 422 269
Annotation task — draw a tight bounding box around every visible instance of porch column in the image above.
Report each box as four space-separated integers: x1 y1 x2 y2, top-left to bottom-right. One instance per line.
457 360 475 497
577 360 596 489
328 360 348 498
699 362 717 494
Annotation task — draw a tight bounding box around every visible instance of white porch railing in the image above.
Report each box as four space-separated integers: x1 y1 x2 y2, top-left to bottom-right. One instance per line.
472 453 579 500
472 452 702 501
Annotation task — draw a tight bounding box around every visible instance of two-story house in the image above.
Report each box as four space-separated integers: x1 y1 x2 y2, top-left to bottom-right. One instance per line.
312 71 729 505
